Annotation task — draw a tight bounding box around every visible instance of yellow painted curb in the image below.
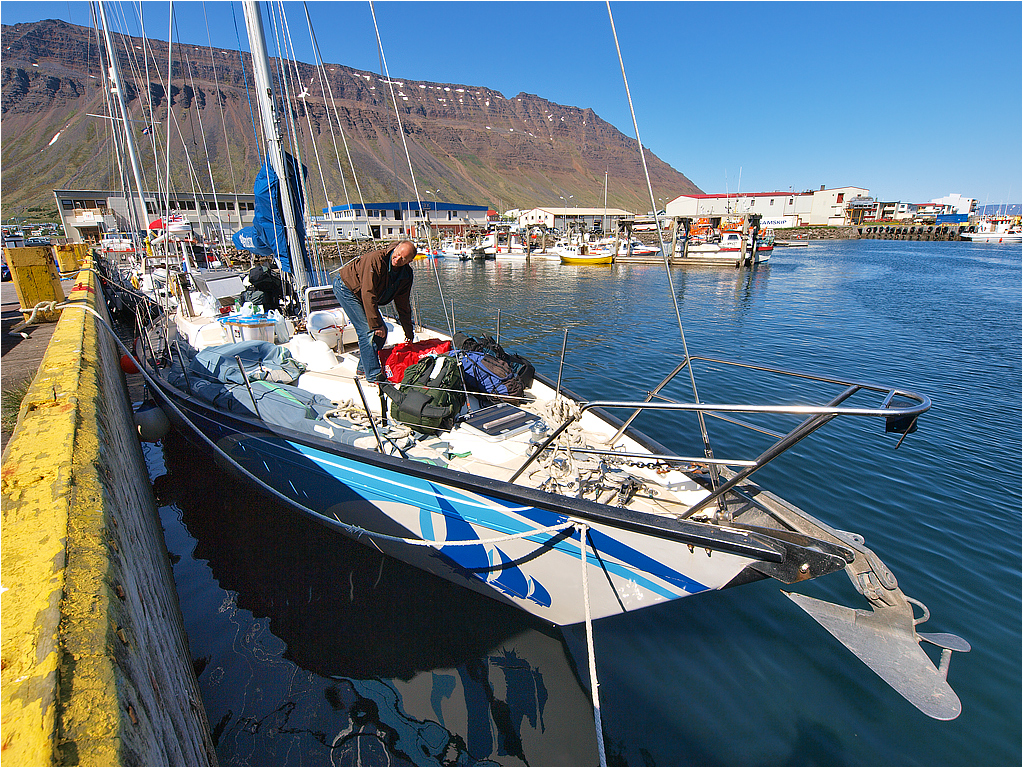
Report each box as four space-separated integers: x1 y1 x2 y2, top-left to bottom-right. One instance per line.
1 261 214 765
2 269 95 765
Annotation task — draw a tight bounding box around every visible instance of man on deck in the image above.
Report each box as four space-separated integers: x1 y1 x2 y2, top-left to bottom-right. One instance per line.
332 240 417 382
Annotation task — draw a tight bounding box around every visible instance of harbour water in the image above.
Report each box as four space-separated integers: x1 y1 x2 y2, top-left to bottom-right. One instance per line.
144 239 1021 765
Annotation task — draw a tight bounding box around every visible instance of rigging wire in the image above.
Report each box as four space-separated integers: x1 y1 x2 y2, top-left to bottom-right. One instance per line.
264 0 315 287
273 0 328 283
202 1 246 239
303 1 362 219
89 2 129 228
605 0 717 471
125 0 171 222
303 2 368 230
179 30 229 250
232 2 264 169
368 0 450 335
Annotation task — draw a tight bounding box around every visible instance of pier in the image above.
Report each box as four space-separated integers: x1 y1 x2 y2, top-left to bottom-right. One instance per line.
1 253 214 765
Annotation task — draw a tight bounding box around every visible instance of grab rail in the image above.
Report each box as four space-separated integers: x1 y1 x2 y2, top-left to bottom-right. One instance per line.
510 368 930 510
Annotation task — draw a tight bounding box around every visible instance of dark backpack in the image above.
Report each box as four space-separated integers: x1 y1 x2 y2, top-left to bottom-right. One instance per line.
455 350 525 404
382 355 465 435
239 264 285 311
453 332 535 390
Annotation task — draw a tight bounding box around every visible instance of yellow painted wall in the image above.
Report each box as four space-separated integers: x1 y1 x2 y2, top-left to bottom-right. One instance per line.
1 258 214 765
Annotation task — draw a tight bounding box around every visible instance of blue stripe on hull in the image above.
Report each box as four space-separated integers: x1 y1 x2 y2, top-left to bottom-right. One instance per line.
186 405 716 620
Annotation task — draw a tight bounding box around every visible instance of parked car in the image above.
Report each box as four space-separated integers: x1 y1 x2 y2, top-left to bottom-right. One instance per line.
26 236 51 247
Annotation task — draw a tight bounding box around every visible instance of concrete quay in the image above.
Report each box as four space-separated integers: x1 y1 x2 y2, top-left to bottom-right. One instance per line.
1 258 214 765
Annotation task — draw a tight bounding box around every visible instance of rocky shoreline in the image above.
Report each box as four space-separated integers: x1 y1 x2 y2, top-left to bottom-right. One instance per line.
772 226 860 241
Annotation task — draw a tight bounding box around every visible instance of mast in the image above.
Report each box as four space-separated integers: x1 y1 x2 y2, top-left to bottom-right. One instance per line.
97 1 148 246
241 0 310 293
602 167 608 236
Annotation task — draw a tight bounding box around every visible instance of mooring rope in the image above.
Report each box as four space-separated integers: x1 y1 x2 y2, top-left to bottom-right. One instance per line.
579 523 608 765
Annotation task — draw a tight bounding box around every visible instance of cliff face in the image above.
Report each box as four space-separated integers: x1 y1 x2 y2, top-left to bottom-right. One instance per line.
1 19 700 217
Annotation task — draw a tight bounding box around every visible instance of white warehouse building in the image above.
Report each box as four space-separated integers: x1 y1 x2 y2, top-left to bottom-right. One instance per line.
665 186 870 227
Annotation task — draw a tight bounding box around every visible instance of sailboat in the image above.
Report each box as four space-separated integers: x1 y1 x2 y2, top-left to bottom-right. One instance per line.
106 0 966 723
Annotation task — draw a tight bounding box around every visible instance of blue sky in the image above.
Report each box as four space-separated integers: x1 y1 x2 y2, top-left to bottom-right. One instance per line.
2 1 1020 205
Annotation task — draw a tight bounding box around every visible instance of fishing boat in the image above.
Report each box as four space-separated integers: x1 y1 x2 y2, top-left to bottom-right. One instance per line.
103 0 966 725
715 229 774 254
99 231 136 256
558 245 613 265
960 216 1022 243
554 233 614 265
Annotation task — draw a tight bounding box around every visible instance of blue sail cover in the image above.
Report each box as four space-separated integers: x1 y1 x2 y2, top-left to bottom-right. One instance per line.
232 153 312 276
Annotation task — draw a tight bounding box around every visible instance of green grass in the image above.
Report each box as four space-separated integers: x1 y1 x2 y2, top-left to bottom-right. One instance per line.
1 377 33 434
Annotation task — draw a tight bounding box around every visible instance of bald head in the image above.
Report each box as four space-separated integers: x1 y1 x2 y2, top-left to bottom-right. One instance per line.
391 240 417 267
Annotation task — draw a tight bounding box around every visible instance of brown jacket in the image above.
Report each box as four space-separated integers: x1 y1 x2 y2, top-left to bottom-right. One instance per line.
339 243 414 336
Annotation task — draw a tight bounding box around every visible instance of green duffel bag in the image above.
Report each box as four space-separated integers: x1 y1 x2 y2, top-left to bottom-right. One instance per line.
381 354 465 435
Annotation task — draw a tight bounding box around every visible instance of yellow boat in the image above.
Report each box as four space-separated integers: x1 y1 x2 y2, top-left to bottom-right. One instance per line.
557 245 613 265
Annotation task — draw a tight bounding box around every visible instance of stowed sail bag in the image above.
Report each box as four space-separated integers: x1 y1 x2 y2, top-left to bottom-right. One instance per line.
381 354 465 435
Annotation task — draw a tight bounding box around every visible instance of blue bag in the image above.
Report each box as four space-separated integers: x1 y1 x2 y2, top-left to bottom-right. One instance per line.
454 350 524 404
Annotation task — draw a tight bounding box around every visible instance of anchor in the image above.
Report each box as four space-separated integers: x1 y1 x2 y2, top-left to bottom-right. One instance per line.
783 534 969 720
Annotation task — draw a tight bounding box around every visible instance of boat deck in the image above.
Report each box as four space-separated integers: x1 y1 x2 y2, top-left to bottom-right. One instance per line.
172 312 713 519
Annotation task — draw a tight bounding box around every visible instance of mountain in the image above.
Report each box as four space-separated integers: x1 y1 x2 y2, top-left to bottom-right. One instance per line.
0 18 701 220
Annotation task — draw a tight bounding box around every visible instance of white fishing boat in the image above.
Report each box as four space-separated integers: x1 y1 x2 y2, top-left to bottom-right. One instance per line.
676 229 772 265
99 231 136 256
960 217 1022 243
98 0 967 725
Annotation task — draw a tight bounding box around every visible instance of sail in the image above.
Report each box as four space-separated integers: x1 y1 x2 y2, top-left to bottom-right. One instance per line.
233 152 311 276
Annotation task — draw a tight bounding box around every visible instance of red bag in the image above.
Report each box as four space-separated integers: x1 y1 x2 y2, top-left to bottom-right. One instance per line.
378 339 453 382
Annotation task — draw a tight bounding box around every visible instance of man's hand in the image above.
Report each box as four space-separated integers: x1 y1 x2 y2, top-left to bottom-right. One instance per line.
373 326 388 341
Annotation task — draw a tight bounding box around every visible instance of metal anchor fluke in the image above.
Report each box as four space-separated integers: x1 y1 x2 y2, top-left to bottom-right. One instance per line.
783 591 969 721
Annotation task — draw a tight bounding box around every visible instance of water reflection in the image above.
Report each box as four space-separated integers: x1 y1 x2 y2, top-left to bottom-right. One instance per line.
153 431 597 765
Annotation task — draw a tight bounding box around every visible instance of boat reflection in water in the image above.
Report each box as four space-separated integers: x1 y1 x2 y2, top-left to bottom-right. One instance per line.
150 431 597 766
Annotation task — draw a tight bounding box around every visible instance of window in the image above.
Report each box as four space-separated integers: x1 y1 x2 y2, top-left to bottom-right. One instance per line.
769 199 774 206
837 193 845 203
62 200 74 209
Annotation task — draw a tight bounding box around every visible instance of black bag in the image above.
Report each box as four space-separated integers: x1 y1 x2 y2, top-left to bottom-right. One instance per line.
239 264 285 311
456 351 525 404
453 332 535 390
382 354 465 435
